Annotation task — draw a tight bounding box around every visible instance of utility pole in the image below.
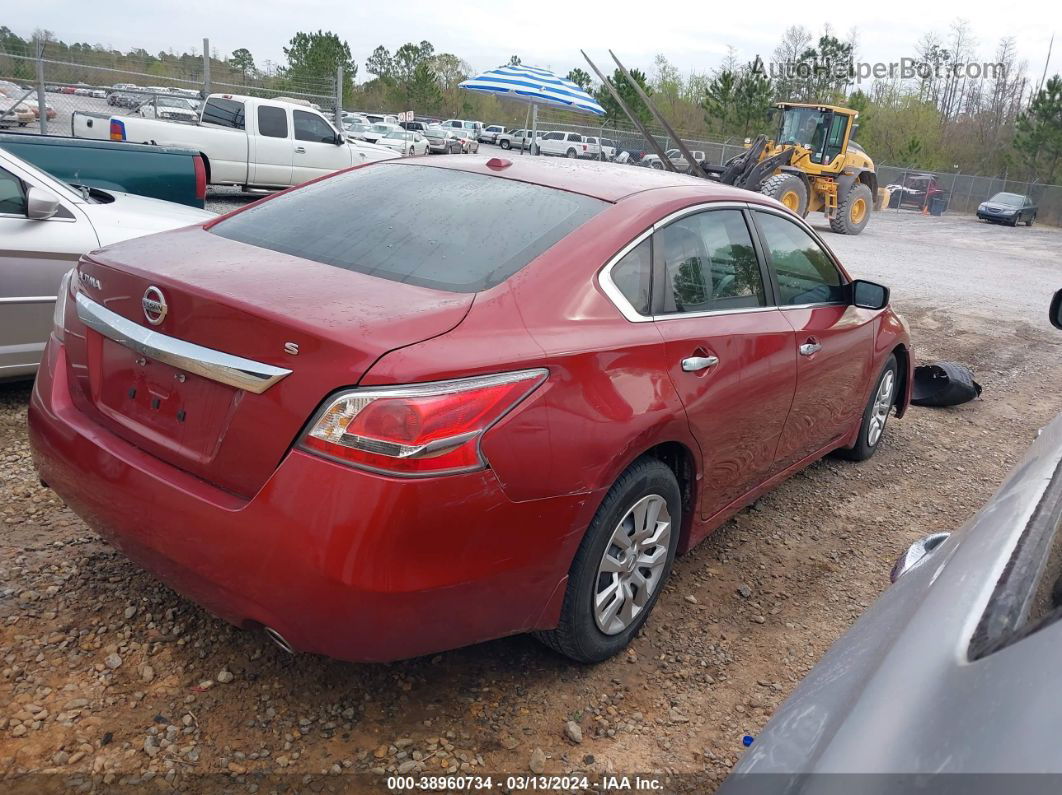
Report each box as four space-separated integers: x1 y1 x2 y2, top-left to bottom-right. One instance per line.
335 65 344 129
35 36 47 134
202 37 211 97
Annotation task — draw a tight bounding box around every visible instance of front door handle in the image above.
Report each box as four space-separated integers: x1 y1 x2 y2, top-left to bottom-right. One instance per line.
681 355 719 372
799 342 822 356
294 146 306 154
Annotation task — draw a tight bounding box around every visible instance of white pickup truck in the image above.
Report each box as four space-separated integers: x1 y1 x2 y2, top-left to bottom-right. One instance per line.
72 94 397 191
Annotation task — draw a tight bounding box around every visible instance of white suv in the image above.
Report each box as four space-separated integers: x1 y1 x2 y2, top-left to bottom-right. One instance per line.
537 131 589 158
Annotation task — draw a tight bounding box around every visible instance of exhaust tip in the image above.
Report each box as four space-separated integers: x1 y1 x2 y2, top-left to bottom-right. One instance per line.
263 626 295 654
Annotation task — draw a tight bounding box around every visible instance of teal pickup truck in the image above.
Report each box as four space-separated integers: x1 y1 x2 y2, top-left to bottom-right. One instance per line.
0 133 206 208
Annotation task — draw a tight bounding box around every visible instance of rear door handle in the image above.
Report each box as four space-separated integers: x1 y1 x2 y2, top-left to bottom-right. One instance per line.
294 146 306 154
681 355 719 372
799 342 822 356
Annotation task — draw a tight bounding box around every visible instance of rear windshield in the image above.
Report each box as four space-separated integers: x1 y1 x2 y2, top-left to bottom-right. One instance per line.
210 164 606 292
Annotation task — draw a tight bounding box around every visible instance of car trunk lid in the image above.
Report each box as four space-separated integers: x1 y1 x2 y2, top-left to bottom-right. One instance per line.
65 226 474 498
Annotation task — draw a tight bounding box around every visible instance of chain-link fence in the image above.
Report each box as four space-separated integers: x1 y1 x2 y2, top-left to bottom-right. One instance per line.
534 112 1062 225
0 46 339 138
875 166 1060 225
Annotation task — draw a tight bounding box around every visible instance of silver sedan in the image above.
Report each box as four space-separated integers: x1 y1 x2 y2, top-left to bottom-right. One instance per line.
0 148 213 380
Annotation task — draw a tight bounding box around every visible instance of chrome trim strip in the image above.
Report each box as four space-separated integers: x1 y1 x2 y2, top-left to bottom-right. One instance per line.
655 304 777 321
650 200 749 232
75 292 292 394
0 295 57 304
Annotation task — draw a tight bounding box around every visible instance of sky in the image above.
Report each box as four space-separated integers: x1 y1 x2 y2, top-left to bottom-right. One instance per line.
9 0 1059 84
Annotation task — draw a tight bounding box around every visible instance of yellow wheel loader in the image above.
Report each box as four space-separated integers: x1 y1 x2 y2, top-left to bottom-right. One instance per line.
582 51 887 235
707 103 884 235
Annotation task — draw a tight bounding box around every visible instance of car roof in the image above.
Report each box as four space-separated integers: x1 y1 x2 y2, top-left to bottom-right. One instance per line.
382 155 760 203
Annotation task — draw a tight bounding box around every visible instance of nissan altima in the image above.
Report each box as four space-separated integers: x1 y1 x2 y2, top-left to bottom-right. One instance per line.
28 156 911 663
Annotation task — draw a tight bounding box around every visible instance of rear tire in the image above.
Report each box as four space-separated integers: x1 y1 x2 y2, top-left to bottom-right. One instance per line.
500 139 511 150
835 355 898 462
1027 214 1035 227
534 458 681 663
830 183 873 235
760 173 808 217
566 148 578 159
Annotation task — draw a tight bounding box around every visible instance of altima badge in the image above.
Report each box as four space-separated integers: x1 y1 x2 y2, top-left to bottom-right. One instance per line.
142 286 167 326
78 271 101 290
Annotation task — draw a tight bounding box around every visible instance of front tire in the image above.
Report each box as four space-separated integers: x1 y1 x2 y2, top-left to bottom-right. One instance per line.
760 173 808 216
830 183 874 235
535 458 681 663
835 355 898 462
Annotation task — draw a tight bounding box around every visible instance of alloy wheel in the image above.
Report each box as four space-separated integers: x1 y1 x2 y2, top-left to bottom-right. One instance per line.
867 370 895 447
594 494 672 635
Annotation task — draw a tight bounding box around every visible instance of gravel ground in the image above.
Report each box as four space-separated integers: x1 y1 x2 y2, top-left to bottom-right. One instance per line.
2 199 1061 792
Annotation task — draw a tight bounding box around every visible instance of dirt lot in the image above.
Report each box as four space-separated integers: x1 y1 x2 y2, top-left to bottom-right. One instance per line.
2 207 1060 793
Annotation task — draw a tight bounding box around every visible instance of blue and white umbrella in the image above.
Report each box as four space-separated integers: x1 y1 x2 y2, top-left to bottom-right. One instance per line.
459 63 604 154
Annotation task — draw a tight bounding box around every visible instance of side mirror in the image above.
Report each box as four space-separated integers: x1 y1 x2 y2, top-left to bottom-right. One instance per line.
1051 289 1062 330
26 186 60 220
851 279 889 310
334 132 344 146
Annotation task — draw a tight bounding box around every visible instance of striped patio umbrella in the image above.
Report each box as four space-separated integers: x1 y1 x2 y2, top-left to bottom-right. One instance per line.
459 63 604 154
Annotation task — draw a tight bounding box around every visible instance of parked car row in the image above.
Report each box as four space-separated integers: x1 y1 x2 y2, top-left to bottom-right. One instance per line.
0 80 37 128
343 116 479 156
493 128 619 160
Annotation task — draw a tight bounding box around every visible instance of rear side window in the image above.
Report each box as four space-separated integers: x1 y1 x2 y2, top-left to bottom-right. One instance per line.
657 210 765 314
610 238 652 315
210 165 606 292
257 106 288 138
755 212 844 305
202 98 245 129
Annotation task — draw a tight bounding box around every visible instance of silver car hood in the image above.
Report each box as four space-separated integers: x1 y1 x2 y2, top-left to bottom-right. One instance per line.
725 413 1062 780
80 192 214 248
349 140 400 162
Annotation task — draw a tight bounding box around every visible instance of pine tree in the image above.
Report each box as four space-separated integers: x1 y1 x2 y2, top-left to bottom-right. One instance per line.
1014 75 1062 183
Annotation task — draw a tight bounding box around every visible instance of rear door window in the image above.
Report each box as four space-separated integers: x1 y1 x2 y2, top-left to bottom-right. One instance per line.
210 164 607 293
656 210 766 314
201 97 245 129
257 106 288 138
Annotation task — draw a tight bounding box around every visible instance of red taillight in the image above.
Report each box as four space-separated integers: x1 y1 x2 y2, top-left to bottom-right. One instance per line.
109 119 126 141
301 369 547 476
193 155 207 202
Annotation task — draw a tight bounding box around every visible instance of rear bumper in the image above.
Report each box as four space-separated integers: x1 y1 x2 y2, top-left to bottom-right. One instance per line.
28 341 585 662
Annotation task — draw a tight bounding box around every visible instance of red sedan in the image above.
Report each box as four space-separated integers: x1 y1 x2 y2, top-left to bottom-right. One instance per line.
29 156 911 664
